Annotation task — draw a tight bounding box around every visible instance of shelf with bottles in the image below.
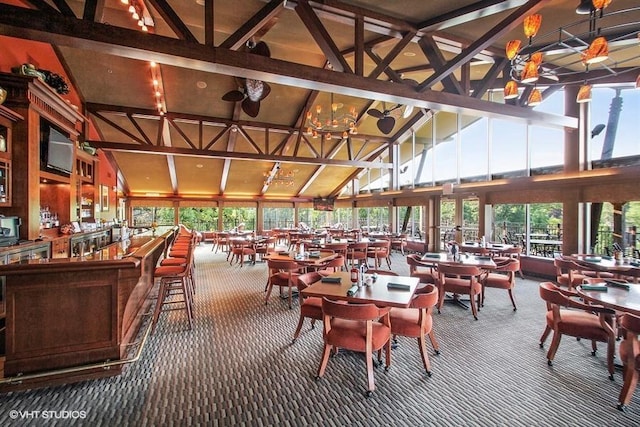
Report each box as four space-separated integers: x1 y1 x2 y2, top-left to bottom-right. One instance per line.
0 158 10 206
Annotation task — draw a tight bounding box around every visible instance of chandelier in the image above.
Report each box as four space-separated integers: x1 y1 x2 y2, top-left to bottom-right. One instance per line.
304 93 358 140
504 1 640 105
263 163 296 187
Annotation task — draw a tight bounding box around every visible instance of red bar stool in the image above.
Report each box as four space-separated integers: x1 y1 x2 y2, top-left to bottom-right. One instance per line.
151 249 195 332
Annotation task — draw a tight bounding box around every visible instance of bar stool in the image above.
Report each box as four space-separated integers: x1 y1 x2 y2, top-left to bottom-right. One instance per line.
151 248 195 332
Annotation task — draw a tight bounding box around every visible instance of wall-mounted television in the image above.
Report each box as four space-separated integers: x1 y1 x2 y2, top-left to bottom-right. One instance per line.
313 197 335 211
40 121 74 176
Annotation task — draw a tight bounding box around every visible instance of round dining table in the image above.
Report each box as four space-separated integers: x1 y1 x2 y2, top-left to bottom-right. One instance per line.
577 282 640 316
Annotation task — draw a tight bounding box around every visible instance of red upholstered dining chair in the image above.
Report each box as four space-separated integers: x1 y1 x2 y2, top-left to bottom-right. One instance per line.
265 259 302 309
317 255 345 276
315 298 392 397
390 233 408 255
436 263 483 320
493 246 524 278
366 239 392 269
213 231 229 253
254 236 276 262
389 284 440 376
229 238 256 267
554 257 585 290
292 271 323 342
617 313 640 411
406 254 437 288
538 282 616 380
346 241 368 269
481 258 519 311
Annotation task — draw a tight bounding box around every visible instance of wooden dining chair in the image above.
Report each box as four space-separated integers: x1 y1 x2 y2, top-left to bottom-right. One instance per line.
436 263 483 320
406 254 437 287
538 282 616 380
265 259 302 309
292 271 323 342
617 313 640 411
366 239 392 270
315 297 392 397
481 258 519 311
554 257 586 290
346 241 368 268
389 284 440 376
493 246 524 278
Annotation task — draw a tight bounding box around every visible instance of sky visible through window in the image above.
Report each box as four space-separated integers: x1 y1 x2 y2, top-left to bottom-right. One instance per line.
363 86 639 191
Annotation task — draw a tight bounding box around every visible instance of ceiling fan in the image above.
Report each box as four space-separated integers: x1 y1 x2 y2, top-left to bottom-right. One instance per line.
222 41 272 117
366 103 405 134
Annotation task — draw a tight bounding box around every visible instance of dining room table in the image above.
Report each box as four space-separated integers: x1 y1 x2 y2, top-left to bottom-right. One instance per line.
419 252 496 309
263 249 338 269
577 280 640 317
570 254 640 277
300 271 419 308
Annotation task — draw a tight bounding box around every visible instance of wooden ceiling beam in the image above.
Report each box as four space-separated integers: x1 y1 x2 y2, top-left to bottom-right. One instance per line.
472 57 507 99
418 35 464 95
88 140 393 169
204 0 214 46
51 0 75 17
417 0 553 91
220 0 286 50
147 0 198 43
368 30 417 80
417 0 530 32
295 0 352 73
24 0 59 14
0 4 576 129
82 0 106 22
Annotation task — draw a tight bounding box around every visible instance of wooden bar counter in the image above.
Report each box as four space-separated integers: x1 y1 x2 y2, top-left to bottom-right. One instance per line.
0 229 173 391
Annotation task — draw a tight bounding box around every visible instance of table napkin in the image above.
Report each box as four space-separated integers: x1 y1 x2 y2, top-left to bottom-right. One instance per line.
387 282 410 291
605 280 631 290
476 256 492 260
580 284 608 291
601 255 613 260
584 256 602 262
423 253 441 258
630 261 640 267
321 277 341 283
347 285 359 296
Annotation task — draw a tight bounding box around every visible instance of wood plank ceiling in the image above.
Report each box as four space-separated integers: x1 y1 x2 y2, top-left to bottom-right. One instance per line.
0 0 638 201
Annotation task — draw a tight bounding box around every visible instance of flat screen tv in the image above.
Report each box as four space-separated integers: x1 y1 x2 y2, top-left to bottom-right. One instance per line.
41 124 74 175
313 197 334 211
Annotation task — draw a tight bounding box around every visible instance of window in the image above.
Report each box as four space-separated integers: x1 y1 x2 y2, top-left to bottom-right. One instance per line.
460 116 488 181
222 207 256 231
132 207 175 227
491 118 527 177
462 198 479 242
178 207 218 231
433 112 457 183
590 87 640 163
398 205 424 240
263 207 294 230
358 207 389 232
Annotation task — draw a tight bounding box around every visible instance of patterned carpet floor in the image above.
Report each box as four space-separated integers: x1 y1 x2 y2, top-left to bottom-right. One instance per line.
1 245 639 426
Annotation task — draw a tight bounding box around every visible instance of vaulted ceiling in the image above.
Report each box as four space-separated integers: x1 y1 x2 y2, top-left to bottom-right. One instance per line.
0 0 638 201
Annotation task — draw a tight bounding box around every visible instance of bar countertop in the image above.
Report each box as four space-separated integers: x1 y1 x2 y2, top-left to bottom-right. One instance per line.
0 235 159 274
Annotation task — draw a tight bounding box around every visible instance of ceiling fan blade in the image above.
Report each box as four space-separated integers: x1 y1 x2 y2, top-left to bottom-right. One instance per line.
377 116 396 134
222 90 245 102
367 108 384 119
251 41 271 58
242 99 260 117
259 82 271 100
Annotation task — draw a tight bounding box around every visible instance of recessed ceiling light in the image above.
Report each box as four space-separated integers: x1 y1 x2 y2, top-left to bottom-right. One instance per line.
196 164 203 168
403 52 416 57
196 0 205 5
196 81 207 89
